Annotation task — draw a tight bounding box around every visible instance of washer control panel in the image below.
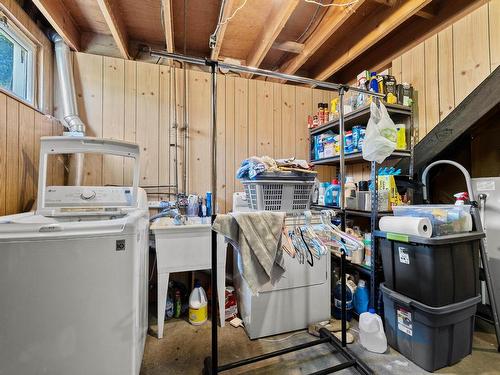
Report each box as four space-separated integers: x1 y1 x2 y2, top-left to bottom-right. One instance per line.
44 186 133 208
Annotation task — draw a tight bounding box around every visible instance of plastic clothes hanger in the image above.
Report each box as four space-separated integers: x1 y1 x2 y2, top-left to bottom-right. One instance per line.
319 210 364 255
298 226 314 267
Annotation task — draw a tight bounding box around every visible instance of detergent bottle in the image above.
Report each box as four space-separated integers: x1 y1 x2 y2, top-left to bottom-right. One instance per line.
353 280 369 314
369 72 379 93
333 276 356 321
324 179 340 207
359 309 387 353
189 281 208 326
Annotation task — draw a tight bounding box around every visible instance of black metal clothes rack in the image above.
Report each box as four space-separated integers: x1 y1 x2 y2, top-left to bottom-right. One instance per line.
150 49 382 375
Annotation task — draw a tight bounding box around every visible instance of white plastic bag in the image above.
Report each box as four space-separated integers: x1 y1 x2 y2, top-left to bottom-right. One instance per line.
362 101 397 163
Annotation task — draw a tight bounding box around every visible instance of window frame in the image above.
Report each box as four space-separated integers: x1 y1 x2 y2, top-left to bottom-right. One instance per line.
0 11 37 104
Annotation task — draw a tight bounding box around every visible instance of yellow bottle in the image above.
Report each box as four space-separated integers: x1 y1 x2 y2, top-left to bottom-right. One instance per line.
189 281 208 325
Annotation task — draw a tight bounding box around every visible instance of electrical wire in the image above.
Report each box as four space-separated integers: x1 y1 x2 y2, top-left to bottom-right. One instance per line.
304 0 359 6
295 2 322 43
217 0 248 26
259 331 306 343
210 0 248 49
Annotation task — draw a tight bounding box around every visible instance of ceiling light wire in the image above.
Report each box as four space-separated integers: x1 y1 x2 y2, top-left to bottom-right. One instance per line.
304 0 359 6
209 0 248 50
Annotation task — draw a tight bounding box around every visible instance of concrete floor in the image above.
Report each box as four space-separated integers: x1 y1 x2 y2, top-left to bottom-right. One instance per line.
141 317 499 375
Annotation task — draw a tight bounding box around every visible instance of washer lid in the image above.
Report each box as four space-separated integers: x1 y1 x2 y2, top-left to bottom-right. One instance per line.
0 213 130 238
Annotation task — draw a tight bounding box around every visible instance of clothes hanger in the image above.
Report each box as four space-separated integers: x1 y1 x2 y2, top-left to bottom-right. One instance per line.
297 226 314 267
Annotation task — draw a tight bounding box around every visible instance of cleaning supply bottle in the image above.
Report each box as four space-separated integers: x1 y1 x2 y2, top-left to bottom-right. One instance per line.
318 182 330 205
359 308 387 353
206 192 212 216
353 280 369 314
174 289 182 318
369 72 379 93
189 281 208 326
344 176 357 207
333 276 356 321
454 192 469 205
325 179 340 207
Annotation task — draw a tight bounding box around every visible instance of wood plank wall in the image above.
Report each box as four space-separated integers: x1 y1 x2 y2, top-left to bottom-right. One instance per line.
70 52 342 212
0 92 64 215
391 1 500 141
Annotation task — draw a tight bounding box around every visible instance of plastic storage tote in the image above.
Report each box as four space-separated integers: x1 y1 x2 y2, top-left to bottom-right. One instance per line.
381 283 480 372
377 231 483 307
392 204 472 236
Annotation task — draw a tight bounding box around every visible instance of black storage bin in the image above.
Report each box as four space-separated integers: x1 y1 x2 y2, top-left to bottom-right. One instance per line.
381 283 480 372
376 231 484 307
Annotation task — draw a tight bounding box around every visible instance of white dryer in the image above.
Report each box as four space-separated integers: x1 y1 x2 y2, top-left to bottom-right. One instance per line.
232 193 331 339
0 137 149 375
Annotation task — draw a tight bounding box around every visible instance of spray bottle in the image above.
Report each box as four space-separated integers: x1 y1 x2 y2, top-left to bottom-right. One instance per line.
454 192 469 205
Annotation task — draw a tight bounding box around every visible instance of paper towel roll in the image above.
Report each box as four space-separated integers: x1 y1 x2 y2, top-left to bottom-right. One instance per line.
379 216 432 238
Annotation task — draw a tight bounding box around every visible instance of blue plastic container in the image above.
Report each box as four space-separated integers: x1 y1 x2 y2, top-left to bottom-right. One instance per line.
324 179 340 207
353 279 369 314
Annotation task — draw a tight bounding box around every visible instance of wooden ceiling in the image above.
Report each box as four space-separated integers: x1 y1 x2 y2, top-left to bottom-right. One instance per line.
31 0 485 82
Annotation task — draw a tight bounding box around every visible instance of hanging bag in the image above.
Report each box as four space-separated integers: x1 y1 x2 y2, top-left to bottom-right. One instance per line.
362 101 397 163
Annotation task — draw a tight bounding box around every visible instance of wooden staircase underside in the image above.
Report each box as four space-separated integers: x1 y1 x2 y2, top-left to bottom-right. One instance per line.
412 66 500 172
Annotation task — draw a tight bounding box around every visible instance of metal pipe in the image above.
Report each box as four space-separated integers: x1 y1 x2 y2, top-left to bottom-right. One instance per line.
421 160 474 202
49 32 85 134
209 61 218 375
308 361 356 375
338 88 346 210
319 328 374 375
149 49 385 97
172 66 179 195
150 50 207 66
369 160 378 310
340 251 347 347
49 31 85 186
183 65 189 193
218 337 331 372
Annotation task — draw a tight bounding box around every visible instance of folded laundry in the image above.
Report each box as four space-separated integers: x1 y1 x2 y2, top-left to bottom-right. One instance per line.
236 156 313 180
213 211 286 295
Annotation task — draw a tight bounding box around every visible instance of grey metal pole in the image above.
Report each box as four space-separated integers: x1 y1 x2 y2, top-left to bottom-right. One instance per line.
370 161 378 310
209 61 218 375
149 49 385 98
339 87 346 210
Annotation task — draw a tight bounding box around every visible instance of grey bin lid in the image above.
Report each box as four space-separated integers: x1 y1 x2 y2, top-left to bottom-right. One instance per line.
381 283 481 315
374 230 485 245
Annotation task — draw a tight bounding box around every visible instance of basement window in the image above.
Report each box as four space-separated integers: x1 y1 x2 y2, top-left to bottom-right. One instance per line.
0 13 36 103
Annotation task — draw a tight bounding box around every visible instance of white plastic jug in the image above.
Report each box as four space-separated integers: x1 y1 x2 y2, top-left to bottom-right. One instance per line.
359 308 387 353
189 281 208 326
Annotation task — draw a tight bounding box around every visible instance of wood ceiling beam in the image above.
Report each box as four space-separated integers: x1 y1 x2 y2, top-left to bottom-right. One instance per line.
314 0 431 81
245 0 300 71
278 0 366 79
32 0 80 51
371 0 435 19
96 0 130 59
210 0 237 61
334 0 486 83
272 41 305 54
161 0 174 53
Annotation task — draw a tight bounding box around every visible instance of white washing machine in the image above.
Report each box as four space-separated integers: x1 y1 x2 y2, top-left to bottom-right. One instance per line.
0 137 149 375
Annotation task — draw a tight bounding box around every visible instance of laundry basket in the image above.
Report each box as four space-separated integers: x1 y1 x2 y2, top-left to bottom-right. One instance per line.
242 172 315 213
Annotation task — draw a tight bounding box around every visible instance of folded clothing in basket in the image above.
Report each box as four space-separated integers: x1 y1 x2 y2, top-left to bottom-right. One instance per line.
213 211 286 295
236 156 314 180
